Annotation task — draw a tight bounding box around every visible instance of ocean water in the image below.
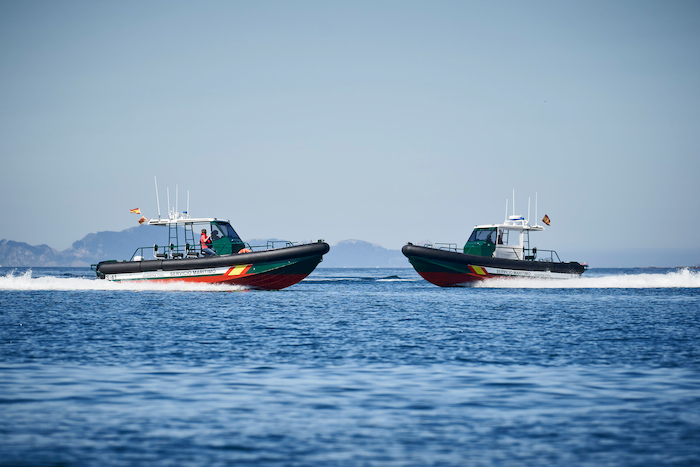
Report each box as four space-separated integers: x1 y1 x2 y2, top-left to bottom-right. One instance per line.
1 267 699 466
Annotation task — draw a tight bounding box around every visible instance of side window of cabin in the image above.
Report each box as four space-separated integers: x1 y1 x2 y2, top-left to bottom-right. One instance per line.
498 229 508 245
469 229 496 243
210 223 225 241
215 223 243 242
488 230 497 244
499 229 520 246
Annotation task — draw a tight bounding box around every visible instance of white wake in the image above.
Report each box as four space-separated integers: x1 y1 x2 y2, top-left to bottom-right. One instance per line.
473 268 700 289
0 270 248 292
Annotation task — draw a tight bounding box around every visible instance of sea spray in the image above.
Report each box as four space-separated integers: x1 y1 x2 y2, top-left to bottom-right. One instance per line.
0 269 248 292
473 268 700 289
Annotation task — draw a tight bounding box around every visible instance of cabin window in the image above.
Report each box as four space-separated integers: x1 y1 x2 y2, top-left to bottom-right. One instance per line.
467 228 497 244
499 229 520 246
212 222 242 242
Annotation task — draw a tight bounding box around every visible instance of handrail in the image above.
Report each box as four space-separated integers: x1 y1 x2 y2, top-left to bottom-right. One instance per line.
416 243 565 263
126 239 316 260
536 249 561 262
130 246 156 261
266 240 295 249
523 248 561 262
434 243 459 252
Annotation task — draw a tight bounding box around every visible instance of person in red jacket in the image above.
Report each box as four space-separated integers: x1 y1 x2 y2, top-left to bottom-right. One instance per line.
200 229 216 257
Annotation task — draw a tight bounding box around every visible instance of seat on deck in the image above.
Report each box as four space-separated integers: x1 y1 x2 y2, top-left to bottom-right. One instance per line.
185 243 199 258
154 244 168 259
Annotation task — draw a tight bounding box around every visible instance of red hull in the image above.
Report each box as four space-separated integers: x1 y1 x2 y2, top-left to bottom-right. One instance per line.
135 272 312 290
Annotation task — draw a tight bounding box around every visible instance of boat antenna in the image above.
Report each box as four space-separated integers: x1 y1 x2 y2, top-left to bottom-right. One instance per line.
167 187 170 218
154 176 161 219
535 192 538 227
187 190 190 216
176 184 179 216
528 197 531 225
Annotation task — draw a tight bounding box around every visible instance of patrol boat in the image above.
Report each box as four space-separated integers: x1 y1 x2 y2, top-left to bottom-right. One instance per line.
402 206 585 287
92 208 329 290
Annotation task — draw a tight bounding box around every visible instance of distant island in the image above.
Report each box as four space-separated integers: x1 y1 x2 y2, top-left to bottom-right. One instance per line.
1 227 699 268
0 226 407 268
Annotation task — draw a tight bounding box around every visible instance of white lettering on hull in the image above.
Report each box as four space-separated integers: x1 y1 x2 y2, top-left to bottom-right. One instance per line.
485 267 579 280
106 267 226 282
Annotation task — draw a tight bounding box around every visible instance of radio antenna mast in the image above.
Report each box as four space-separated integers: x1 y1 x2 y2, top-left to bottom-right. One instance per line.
528 197 531 225
154 176 161 219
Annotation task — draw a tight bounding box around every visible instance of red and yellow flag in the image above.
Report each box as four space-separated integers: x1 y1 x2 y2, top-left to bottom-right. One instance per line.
130 208 141 214
542 214 551 226
138 216 147 225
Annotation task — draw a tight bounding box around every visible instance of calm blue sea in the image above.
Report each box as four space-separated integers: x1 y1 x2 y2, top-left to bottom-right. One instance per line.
1 267 699 466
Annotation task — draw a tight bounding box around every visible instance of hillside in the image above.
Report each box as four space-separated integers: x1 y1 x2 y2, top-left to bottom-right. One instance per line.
0 240 65 267
0 226 164 267
0 229 407 268
319 239 406 268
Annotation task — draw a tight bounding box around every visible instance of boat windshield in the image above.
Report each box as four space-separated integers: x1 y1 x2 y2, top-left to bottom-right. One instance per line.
467 228 497 244
211 222 243 242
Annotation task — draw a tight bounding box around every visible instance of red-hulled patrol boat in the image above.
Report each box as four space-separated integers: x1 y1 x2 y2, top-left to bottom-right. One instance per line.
402 203 586 287
92 208 329 290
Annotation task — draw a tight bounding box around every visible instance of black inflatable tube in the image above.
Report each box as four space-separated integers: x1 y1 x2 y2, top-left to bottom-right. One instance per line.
402 244 585 275
97 242 330 276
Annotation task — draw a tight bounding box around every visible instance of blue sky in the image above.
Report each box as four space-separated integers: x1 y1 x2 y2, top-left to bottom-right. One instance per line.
1 1 699 263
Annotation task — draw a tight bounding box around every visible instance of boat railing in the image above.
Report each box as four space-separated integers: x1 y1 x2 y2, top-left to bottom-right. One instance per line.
130 246 155 261
127 239 319 261
420 243 460 252
242 240 296 251
130 243 201 261
434 243 460 252
266 240 296 249
524 248 562 263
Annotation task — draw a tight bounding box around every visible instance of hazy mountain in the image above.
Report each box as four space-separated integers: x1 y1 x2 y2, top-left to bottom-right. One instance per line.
320 240 407 268
62 225 165 265
0 226 164 267
0 229 408 268
3 228 699 268
0 240 65 267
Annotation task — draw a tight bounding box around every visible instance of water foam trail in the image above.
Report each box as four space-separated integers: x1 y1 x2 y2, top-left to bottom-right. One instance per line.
473 268 700 289
0 270 248 292
376 278 417 282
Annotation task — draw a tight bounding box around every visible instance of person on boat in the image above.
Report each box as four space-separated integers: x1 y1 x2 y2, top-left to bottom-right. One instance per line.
200 229 216 257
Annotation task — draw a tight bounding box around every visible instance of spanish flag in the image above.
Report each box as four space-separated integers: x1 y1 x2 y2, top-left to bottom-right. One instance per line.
542 214 551 226
138 216 147 225
130 208 141 214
